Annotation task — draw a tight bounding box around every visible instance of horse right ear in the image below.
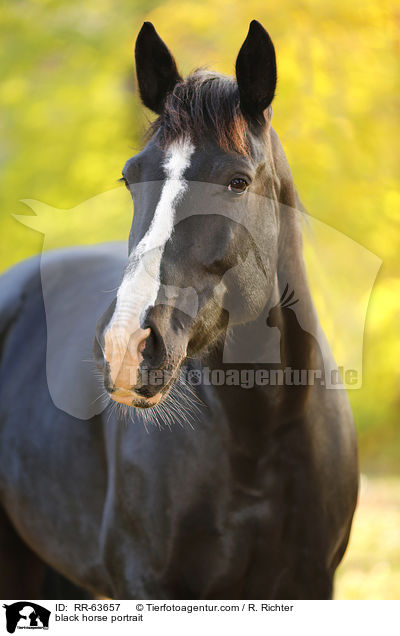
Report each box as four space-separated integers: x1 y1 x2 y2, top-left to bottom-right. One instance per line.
135 22 182 114
235 20 277 124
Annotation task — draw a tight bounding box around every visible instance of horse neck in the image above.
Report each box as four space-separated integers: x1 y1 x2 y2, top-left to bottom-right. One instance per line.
197 170 319 467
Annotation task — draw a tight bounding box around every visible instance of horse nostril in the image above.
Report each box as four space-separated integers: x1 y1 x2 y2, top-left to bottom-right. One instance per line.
101 325 151 393
138 336 148 354
141 324 166 369
126 327 151 359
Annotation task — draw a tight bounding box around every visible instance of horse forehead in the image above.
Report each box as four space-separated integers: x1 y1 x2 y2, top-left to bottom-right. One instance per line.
184 144 257 183
137 136 257 186
139 138 194 248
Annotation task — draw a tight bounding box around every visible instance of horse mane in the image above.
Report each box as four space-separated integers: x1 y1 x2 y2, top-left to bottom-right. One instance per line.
148 69 265 156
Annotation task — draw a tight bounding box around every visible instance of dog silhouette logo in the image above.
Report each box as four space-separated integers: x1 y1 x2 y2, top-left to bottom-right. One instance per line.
2 602 50 633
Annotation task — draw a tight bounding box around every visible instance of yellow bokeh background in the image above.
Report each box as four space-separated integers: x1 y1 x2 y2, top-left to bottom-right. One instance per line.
1 0 399 598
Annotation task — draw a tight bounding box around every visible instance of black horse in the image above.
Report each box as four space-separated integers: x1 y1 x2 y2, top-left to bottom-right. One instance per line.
0 21 358 599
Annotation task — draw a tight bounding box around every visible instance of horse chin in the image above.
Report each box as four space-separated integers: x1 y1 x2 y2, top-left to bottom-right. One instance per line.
109 388 163 409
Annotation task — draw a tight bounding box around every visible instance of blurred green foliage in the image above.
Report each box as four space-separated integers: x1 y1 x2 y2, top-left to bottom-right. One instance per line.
0 0 399 469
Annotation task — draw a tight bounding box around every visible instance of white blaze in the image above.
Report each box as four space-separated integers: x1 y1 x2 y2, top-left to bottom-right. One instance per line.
109 138 195 331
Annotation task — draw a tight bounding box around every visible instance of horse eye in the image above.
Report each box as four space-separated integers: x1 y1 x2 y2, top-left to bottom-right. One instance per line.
228 177 248 194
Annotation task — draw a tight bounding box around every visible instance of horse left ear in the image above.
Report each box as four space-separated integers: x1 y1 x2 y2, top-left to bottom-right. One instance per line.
135 22 182 114
235 20 277 123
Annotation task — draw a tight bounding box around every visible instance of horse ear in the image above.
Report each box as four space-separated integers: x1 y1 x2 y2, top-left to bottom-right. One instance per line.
135 22 182 114
235 20 277 123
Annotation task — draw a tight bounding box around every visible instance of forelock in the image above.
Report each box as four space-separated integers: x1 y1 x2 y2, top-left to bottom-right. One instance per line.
149 70 252 156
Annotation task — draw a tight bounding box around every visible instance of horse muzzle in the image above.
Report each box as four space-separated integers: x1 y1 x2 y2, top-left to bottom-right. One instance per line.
93 304 190 409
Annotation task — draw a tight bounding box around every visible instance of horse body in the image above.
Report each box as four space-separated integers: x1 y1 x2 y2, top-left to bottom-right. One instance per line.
0 20 358 599
0 249 357 600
